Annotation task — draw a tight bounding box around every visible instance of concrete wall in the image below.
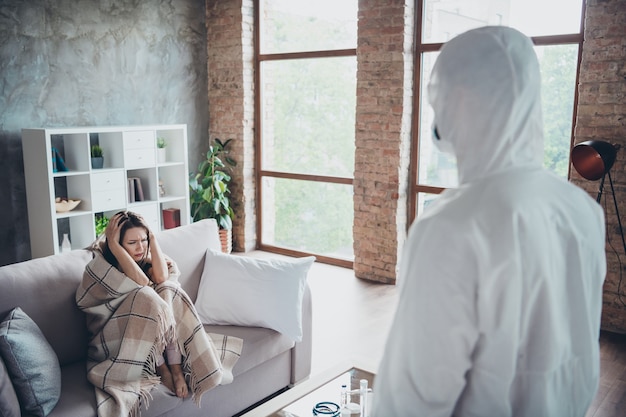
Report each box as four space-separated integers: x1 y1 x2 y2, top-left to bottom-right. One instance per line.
0 0 208 265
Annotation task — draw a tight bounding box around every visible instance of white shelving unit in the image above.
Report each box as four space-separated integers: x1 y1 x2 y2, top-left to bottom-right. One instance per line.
22 124 190 258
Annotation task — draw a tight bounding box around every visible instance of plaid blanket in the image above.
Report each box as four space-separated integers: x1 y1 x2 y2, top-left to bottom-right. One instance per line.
76 252 242 417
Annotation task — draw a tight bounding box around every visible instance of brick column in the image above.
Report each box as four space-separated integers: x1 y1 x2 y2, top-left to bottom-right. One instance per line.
353 0 414 283
573 0 626 332
206 0 256 252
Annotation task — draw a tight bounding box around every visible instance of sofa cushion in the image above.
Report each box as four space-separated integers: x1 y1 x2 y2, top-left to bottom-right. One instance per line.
195 250 315 342
138 383 182 417
203 324 294 377
0 355 20 417
0 307 61 417
47 361 96 417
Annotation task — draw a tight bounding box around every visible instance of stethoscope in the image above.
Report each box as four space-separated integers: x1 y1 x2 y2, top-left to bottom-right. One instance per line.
312 401 341 416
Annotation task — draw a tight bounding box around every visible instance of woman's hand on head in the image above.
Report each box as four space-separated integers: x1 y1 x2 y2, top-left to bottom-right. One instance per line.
141 217 157 244
105 213 124 247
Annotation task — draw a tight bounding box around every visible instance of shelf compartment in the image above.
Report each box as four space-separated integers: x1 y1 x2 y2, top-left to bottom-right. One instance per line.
92 132 124 169
158 165 188 201
155 128 186 164
127 168 157 203
56 213 95 252
54 174 92 213
160 198 190 227
51 133 90 172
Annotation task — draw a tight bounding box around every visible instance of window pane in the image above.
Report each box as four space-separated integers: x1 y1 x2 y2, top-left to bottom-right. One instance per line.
262 177 354 259
417 52 459 188
416 192 440 218
261 57 356 177
422 0 583 43
538 44 578 178
260 0 358 54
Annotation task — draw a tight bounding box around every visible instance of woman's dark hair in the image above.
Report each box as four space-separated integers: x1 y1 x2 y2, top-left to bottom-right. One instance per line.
100 211 151 267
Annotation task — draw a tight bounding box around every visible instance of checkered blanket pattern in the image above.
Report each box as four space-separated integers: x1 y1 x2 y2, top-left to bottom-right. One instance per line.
76 252 242 417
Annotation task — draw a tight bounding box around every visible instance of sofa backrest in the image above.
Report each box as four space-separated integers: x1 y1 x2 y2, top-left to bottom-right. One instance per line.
0 249 93 366
0 219 221 366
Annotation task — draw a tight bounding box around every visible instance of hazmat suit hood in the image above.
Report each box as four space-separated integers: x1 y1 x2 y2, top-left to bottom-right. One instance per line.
428 26 544 184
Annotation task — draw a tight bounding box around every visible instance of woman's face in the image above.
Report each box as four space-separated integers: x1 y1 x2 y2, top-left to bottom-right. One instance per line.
121 226 149 262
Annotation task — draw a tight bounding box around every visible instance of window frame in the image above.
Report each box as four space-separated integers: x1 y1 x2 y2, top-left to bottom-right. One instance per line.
254 0 356 268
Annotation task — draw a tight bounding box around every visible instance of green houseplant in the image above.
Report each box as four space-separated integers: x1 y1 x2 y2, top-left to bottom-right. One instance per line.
157 137 167 148
189 138 237 231
95 214 109 237
91 145 104 169
156 137 167 163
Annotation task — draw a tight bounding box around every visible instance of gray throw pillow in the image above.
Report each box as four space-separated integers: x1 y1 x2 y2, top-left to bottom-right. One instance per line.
0 307 61 417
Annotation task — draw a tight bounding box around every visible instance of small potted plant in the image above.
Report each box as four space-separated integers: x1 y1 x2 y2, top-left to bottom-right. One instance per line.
91 145 104 169
189 138 236 253
157 137 167 163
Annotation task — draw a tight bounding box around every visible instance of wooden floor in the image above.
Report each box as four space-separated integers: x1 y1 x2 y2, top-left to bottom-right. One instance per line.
249 252 626 417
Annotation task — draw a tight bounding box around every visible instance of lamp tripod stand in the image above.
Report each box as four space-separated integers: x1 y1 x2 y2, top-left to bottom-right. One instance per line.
598 169 626 257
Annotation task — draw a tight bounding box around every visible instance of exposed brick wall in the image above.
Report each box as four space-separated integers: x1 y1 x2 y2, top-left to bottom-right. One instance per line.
206 0 256 252
353 0 414 284
573 0 626 332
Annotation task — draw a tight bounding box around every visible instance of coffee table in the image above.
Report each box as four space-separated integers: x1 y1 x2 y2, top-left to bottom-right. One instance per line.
240 360 376 416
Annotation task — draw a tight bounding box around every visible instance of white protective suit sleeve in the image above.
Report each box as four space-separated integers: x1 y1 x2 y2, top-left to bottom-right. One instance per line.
371 27 606 417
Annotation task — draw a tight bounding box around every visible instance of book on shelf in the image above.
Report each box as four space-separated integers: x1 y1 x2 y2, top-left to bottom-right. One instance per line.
127 178 135 203
51 147 67 172
127 177 145 202
162 208 181 229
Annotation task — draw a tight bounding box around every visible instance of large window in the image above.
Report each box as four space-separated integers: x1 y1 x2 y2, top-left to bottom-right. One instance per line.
256 0 358 266
412 0 585 221
255 1 585 265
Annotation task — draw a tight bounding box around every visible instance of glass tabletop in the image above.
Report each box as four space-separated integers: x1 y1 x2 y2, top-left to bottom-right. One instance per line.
241 363 376 417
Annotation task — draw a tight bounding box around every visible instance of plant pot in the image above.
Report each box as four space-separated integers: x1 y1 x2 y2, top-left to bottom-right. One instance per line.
157 148 167 163
91 157 104 169
219 228 232 254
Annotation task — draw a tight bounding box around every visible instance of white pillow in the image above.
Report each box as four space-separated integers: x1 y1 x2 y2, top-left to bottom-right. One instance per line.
195 249 315 342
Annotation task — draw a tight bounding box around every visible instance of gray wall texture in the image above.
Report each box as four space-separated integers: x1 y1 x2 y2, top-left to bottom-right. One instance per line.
0 0 208 265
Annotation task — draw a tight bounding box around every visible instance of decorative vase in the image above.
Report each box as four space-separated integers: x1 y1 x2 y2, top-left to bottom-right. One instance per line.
91 157 104 169
157 148 167 163
219 228 232 254
61 233 71 253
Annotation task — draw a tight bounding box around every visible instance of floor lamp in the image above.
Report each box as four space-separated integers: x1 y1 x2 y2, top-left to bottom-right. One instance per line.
571 140 626 256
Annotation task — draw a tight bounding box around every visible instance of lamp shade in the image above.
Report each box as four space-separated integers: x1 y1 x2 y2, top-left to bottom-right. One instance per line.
571 140 618 181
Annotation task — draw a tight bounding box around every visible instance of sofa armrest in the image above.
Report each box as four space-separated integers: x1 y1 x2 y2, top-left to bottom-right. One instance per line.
291 282 312 384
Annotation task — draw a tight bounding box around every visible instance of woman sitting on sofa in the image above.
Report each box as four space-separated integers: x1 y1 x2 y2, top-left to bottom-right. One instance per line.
76 211 229 417
97 211 188 397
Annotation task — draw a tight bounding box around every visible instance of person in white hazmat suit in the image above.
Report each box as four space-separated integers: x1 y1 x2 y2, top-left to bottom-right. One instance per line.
371 26 606 417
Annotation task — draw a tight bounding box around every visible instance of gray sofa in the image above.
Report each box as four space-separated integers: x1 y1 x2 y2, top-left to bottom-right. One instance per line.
0 219 312 417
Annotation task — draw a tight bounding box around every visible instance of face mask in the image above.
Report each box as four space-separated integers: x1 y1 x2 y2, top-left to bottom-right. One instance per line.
431 123 454 155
